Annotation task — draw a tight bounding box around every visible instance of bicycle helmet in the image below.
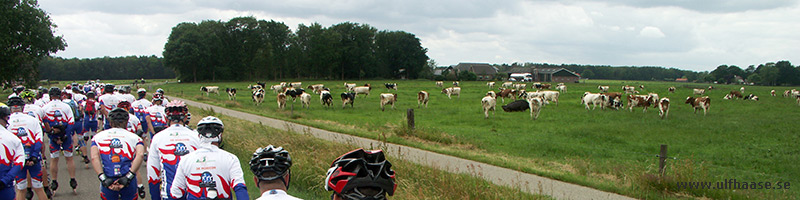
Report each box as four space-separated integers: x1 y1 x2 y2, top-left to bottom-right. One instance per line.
325 149 396 200
137 88 147 99
108 107 130 125
19 91 35 103
48 87 61 97
103 84 115 94
197 116 224 143
0 104 10 120
86 91 97 99
7 96 25 109
249 145 292 188
165 100 188 122
117 101 133 113
13 86 25 94
60 90 72 99
156 88 164 94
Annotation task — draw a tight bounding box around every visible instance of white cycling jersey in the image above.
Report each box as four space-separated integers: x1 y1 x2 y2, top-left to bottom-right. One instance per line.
170 145 247 200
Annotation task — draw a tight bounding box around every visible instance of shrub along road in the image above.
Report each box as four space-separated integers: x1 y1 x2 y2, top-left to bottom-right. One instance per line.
169 95 635 200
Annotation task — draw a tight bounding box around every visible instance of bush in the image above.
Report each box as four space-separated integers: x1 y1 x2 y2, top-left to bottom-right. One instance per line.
458 70 477 81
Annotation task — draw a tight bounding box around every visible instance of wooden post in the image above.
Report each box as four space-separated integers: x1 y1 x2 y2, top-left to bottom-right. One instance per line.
407 109 415 130
659 144 667 176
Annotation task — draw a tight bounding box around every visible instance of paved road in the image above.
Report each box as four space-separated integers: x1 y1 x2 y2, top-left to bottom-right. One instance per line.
41 135 151 200
170 96 637 200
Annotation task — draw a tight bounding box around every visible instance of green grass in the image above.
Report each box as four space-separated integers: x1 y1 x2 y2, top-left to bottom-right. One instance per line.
189 106 549 200
161 80 798 199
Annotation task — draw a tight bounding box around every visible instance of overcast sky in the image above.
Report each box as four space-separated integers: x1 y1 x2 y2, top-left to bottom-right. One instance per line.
38 0 800 72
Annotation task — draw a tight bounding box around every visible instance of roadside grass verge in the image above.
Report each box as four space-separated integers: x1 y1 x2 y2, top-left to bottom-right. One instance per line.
190 106 549 199
159 80 798 199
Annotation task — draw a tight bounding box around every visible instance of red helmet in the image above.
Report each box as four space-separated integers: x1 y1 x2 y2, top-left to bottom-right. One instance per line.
117 101 132 112
165 100 188 122
325 149 396 199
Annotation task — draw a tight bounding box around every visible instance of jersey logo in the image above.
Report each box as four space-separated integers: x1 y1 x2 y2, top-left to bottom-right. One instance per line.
16 127 27 137
26 111 36 118
110 138 123 148
174 143 189 156
200 171 216 187
53 110 63 118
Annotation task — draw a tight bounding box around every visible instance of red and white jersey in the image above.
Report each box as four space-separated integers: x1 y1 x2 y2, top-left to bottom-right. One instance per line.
72 93 87 105
0 128 25 175
132 99 152 115
147 124 202 199
7 113 44 148
98 93 121 112
256 189 302 200
126 113 142 133
91 128 143 177
34 96 50 108
170 145 246 199
23 104 44 122
145 105 168 127
42 100 75 126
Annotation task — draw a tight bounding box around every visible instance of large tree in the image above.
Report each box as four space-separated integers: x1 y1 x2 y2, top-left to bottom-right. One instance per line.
1 0 66 88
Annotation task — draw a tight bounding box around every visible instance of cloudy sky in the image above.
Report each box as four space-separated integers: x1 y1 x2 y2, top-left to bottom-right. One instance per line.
38 0 800 72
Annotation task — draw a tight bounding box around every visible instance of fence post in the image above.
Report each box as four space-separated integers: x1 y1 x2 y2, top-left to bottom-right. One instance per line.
407 109 415 130
659 144 667 176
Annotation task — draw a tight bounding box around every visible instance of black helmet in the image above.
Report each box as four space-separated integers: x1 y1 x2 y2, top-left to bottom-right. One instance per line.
250 145 292 188
0 105 10 120
7 96 25 107
48 87 61 97
108 107 130 125
165 100 188 122
325 149 396 199
13 86 25 94
104 84 115 94
87 91 97 99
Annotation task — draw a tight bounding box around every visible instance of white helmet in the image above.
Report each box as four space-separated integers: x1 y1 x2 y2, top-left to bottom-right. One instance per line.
197 116 224 144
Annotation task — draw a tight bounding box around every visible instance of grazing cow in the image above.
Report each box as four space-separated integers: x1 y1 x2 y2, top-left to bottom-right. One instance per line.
693 88 706 95
622 85 637 94
252 89 265 106
527 96 545 120
270 84 284 93
501 82 513 88
341 92 355 108
279 82 288 87
740 87 745 93
384 83 398 91
344 82 357 91
685 96 711 115
300 91 312 109
513 83 527 90
379 93 398 111
668 87 676 93
226 88 237 100
487 82 495 88
308 84 325 94
277 93 287 109
248 84 263 90
201 86 220 96
486 91 497 99
453 81 460 86
534 83 551 90
707 86 714 90
770 90 776 96
639 85 645 90
481 95 496 119
532 82 542 89
598 85 610 92
581 92 608 110
743 94 759 101
658 98 670 119
517 90 541 100
726 91 743 99
784 90 792 97
435 81 444 88
320 90 333 108
538 90 560 105
497 88 516 102
352 85 372 97
501 100 529 112
417 91 429 108
627 95 653 112
556 85 567 93
289 82 302 88
284 88 304 102
442 87 461 99
601 92 624 110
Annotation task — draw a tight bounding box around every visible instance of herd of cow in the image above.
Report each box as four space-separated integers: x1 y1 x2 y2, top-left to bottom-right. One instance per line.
197 81 800 120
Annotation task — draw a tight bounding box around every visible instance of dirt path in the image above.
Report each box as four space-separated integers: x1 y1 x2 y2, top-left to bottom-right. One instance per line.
170 96 636 200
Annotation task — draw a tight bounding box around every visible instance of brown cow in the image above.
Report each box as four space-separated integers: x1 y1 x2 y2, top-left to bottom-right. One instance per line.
724 91 743 99
658 98 670 119
418 91 429 108
686 96 711 116
627 95 653 112
602 92 623 109
497 88 517 103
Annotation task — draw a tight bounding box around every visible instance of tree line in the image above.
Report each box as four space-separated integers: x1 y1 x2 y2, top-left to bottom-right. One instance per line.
706 61 798 86
38 56 175 80
163 17 429 82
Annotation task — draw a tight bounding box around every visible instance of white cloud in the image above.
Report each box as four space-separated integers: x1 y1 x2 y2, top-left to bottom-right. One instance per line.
37 0 800 71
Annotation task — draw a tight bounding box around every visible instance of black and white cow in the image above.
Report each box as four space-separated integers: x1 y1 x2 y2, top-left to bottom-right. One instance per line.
341 92 355 108
226 88 237 100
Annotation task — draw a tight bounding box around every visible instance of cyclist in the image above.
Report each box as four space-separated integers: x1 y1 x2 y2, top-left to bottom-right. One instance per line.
6 97 48 200
250 145 299 200
170 116 248 200
77 91 100 169
0 104 26 200
19 91 52 199
99 84 121 130
118 86 136 104
131 88 152 140
147 100 201 200
145 96 167 139
42 88 78 195
90 107 145 200
325 149 396 200
155 88 170 106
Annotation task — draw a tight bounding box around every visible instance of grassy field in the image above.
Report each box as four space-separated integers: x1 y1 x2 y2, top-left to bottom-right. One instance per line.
187 105 549 199
159 80 798 199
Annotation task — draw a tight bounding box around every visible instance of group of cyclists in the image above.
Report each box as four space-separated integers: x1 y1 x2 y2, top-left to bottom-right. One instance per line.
0 81 397 200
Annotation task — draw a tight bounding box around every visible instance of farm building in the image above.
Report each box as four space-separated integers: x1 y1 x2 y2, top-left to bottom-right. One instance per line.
503 67 580 82
453 63 499 80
